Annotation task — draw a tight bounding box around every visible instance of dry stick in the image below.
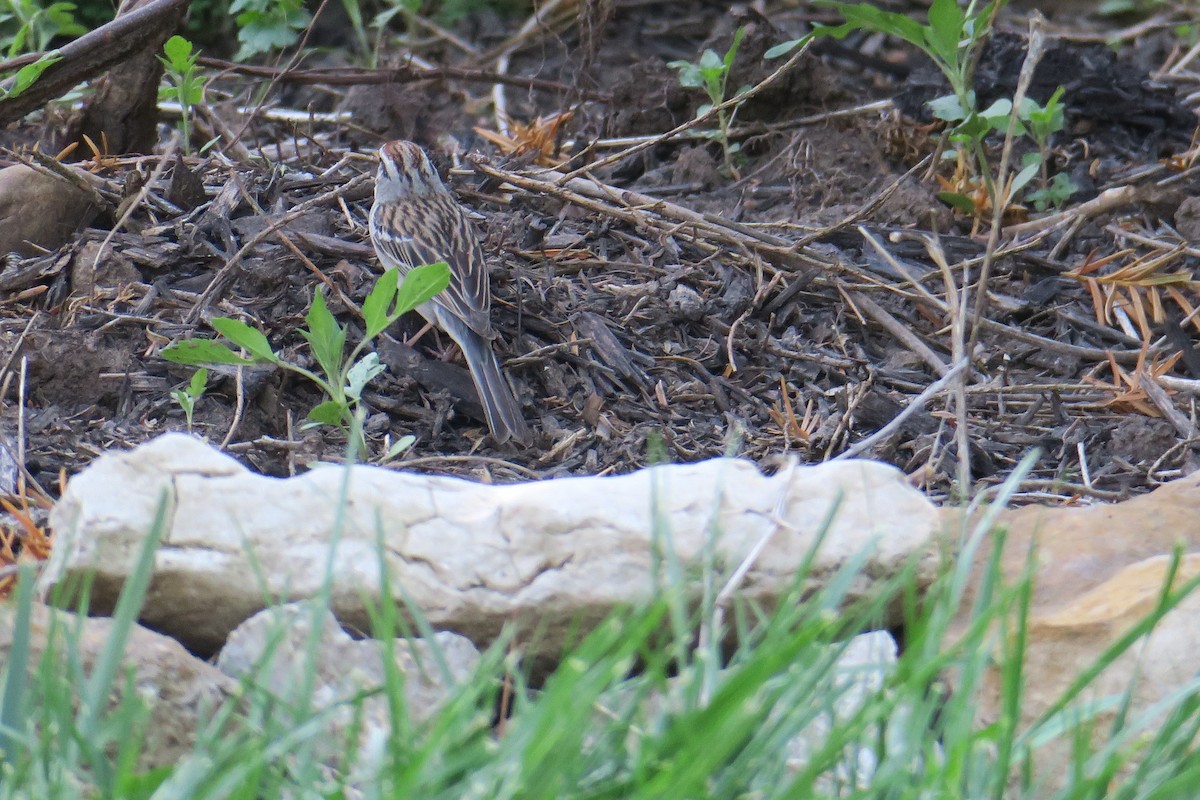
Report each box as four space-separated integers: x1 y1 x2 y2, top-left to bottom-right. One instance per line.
704 458 799 668
789 155 934 251
556 38 816 183
89 137 178 272
927 234 971 497
848 291 950 377
1003 184 1141 237
1140 372 1197 439
471 160 827 274
968 13 1046 357
221 0 334 156
480 160 831 270
195 57 606 101
7 149 110 212
186 172 374 323
0 0 188 125
836 359 971 461
488 0 570 135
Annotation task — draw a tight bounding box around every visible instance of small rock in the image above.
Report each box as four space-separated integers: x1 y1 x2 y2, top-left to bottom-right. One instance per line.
0 164 100 257
218 603 478 777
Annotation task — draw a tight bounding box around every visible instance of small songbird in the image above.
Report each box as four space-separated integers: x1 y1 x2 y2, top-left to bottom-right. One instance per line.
369 140 532 445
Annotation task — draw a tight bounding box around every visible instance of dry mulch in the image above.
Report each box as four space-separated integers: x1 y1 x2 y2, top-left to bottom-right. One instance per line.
2 1 1200 510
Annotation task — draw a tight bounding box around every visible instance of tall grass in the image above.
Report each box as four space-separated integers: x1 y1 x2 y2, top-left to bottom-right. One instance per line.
1 464 1197 798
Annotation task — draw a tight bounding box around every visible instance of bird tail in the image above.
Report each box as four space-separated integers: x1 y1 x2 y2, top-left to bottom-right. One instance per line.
460 332 532 446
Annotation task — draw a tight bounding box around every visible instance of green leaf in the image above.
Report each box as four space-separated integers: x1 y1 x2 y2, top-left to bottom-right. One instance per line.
938 191 978 215
2 52 61 100
928 93 967 122
307 400 348 426
817 2 924 48
698 49 723 72
383 434 415 460
161 340 256 366
300 290 346 382
1009 161 1040 195
210 318 277 362
169 388 190 410
668 60 705 88
187 367 209 397
765 38 803 59
162 35 193 69
925 0 966 68
979 98 1026 135
723 27 745 72
363 268 400 339
345 353 384 401
393 262 451 318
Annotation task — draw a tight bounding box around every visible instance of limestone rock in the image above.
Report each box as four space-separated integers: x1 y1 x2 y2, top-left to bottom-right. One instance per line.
948 475 1200 796
0 164 99 257
985 555 1200 795
0 602 234 771
43 433 939 653
217 603 478 776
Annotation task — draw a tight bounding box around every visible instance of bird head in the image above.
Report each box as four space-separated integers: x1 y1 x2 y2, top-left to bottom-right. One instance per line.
375 140 446 202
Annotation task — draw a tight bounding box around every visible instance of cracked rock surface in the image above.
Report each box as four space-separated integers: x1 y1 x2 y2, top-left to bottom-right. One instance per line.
42 433 939 653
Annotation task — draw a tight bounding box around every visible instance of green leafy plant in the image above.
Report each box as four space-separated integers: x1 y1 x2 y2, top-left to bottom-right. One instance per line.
0 0 85 57
1019 86 1075 210
668 26 749 178
169 367 208 433
229 0 310 60
158 35 205 154
161 263 450 455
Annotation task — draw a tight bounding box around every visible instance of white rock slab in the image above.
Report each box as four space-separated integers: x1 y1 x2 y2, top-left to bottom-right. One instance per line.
43 434 938 652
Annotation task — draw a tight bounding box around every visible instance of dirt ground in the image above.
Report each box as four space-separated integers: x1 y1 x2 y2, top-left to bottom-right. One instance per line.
3 0 1200 506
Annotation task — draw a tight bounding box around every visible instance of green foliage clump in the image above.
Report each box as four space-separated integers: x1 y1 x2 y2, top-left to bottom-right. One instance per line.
162 263 450 457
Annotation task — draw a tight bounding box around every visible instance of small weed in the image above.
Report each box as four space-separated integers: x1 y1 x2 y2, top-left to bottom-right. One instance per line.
169 368 208 433
161 263 450 456
668 26 749 178
158 35 205 153
770 0 1079 217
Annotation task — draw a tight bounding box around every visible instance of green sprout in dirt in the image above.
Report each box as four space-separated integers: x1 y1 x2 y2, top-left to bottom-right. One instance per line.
170 367 208 434
161 263 450 457
668 26 749 178
770 0 1004 213
158 35 205 154
1019 86 1075 210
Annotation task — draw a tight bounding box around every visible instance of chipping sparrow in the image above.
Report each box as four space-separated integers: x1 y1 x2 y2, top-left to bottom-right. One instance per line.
369 140 532 445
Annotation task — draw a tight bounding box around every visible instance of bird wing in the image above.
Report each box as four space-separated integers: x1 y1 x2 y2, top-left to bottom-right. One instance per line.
369 200 494 338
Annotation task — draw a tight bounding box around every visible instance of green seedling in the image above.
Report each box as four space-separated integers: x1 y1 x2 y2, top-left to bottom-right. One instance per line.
770 0 1005 214
169 367 208 433
1020 86 1075 210
972 87 1074 211
668 26 749 178
162 263 450 456
158 35 205 153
